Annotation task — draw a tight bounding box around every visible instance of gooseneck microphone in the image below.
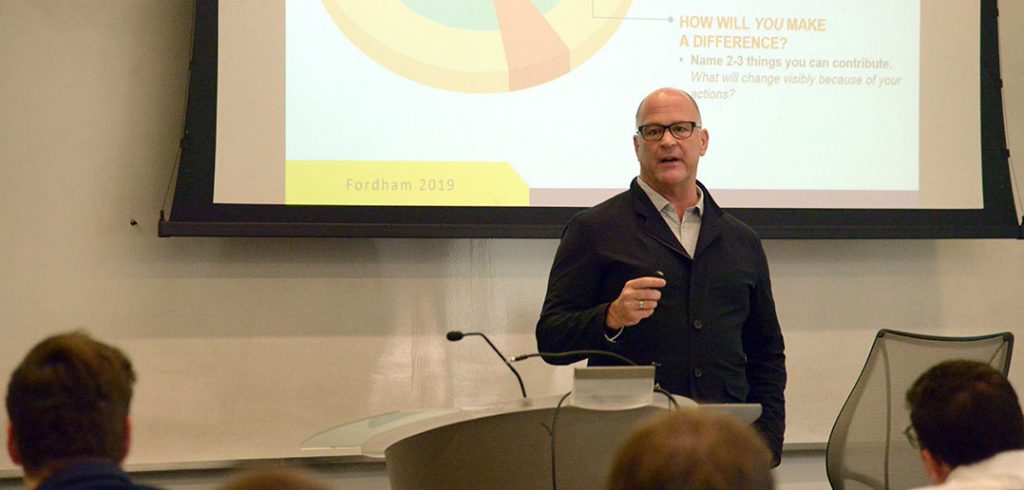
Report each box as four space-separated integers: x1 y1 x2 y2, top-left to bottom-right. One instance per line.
446 331 527 398
509 350 639 366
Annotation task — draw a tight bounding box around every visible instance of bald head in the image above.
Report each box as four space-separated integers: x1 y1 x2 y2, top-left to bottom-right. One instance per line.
636 88 702 128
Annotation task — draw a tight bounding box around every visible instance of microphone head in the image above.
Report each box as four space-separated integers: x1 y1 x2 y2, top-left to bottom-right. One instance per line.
446 331 465 341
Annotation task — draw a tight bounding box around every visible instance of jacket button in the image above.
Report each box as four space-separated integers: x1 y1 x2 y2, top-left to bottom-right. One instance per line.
693 368 704 378
693 319 704 330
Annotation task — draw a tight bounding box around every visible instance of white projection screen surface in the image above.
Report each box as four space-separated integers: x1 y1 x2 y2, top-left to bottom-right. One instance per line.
162 0 1018 238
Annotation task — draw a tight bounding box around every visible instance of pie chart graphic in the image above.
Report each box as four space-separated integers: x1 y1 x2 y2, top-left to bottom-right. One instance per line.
320 0 632 93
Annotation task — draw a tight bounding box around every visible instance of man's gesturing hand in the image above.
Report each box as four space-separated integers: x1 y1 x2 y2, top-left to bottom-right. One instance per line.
605 276 667 330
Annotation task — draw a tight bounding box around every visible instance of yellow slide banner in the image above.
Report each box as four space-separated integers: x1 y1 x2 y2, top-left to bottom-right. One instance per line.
285 160 530 206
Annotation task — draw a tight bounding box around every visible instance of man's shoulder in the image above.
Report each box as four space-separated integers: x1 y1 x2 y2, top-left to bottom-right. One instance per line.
571 189 635 225
717 211 761 241
693 181 760 240
702 194 763 249
38 463 161 490
910 450 1024 490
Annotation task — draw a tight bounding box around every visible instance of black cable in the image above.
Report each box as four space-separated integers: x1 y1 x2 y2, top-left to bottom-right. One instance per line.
655 386 679 410
547 391 573 490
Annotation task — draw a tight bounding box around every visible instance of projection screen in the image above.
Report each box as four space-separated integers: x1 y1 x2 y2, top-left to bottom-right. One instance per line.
161 0 1018 238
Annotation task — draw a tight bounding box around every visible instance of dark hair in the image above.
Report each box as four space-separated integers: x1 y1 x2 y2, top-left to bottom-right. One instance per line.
607 409 774 490
906 359 1024 468
5 331 136 473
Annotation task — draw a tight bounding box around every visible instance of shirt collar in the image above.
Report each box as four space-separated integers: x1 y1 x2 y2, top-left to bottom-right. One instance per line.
636 177 704 216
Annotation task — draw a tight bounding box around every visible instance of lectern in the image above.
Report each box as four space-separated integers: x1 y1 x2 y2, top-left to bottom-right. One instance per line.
303 367 760 489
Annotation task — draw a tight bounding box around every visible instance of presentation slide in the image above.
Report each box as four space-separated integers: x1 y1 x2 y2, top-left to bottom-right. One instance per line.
214 0 982 210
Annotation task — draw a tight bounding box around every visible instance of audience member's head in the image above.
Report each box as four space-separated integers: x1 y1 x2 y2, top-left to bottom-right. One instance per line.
6 331 136 478
218 467 330 490
607 409 774 490
906 359 1024 483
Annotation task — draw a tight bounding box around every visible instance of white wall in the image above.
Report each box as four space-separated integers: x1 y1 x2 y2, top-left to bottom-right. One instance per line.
0 1 1022 488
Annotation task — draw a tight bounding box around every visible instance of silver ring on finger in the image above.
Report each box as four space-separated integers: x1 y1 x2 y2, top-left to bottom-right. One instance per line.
639 300 646 311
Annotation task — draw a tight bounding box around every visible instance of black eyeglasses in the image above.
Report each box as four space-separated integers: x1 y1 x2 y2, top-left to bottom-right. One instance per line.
903 423 919 449
636 121 701 142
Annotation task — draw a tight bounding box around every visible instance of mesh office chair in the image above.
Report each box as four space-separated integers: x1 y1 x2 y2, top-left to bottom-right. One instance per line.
825 329 1013 490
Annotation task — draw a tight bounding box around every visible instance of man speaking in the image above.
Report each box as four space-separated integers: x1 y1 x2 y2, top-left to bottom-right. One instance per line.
536 87 786 463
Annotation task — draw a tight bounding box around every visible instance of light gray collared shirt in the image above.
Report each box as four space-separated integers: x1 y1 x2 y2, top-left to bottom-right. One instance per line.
636 177 704 258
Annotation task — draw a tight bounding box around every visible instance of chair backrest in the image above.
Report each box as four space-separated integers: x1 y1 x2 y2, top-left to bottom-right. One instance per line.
825 329 1013 490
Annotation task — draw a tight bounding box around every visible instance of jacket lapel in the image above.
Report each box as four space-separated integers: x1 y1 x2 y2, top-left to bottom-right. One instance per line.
692 180 722 258
629 179 689 258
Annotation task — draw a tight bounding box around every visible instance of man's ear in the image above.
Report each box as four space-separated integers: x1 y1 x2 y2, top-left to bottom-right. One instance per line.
8 424 22 465
920 449 953 484
123 417 132 460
